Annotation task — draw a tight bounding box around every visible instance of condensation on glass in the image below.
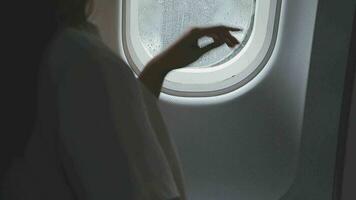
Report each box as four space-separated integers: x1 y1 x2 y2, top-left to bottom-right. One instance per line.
138 0 256 68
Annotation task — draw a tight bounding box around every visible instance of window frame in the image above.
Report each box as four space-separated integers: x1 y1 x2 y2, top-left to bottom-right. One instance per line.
119 0 282 97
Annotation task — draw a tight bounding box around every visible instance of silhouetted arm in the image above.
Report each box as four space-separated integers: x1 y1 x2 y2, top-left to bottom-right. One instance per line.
139 56 170 98
139 26 241 98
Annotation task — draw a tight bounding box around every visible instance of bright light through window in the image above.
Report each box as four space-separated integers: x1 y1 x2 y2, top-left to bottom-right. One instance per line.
138 0 255 68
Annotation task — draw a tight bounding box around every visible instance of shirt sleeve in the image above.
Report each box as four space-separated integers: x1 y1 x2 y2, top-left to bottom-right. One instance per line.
50 30 182 200
136 81 187 200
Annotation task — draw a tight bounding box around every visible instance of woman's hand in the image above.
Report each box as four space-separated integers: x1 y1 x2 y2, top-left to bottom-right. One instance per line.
139 25 242 97
156 25 242 71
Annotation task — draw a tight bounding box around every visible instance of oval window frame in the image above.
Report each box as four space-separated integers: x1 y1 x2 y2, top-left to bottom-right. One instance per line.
119 0 282 97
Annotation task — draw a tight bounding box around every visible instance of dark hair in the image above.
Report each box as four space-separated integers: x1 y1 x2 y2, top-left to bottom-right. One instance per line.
55 0 92 27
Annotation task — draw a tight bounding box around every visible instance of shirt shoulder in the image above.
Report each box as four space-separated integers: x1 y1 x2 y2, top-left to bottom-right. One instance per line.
47 28 103 65
44 27 132 84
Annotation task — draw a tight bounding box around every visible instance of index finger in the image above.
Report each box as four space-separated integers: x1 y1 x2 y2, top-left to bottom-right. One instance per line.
196 25 243 37
223 26 243 32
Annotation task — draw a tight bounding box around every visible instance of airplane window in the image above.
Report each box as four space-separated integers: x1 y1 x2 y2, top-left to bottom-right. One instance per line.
138 0 255 68
121 0 280 97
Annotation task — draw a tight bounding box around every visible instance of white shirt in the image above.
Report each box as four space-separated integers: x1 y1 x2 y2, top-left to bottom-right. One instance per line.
1 25 186 200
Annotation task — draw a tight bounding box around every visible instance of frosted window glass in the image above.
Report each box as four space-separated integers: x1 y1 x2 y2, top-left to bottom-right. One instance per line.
138 0 256 68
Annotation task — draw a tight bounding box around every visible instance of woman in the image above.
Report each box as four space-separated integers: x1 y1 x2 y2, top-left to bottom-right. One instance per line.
1 0 240 199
